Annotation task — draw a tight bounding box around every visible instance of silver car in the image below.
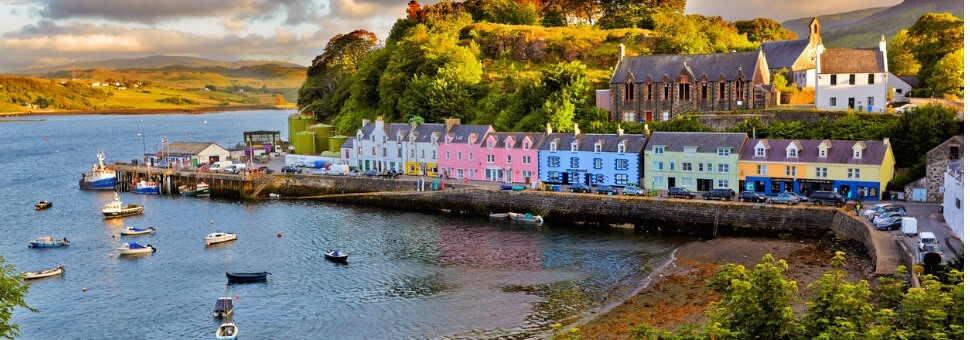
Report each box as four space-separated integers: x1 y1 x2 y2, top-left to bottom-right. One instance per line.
767 192 799 205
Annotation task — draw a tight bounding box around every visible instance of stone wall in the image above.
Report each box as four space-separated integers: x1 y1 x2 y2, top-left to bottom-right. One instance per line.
924 136 963 202
251 174 474 198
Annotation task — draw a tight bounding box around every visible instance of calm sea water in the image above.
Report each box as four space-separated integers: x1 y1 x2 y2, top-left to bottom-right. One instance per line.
0 111 684 339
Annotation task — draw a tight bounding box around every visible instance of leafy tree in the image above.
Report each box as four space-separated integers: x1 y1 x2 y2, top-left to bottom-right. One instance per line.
802 251 873 338
887 29 919 76
704 254 800 339
907 13 964 94
464 0 540 25
733 18 798 43
649 116 713 132
597 0 685 29
0 256 35 339
891 103 962 169
926 48 963 97
298 29 378 121
273 94 288 106
651 13 757 54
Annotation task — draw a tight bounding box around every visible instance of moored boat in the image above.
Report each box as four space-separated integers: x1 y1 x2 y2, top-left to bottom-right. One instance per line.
205 232 237 246
79 150 117 190
216 322 238 339
509 212 544 224
35 201 52 210
324 249 348 263
179 182 211 197
101 192 144 218
226 272 269 284
132 180 160 195
213 297 234 318
28 236 70 248
489 212 510 219
116 242 155 255
120 226 155 235
499 184 513 190
512 185 526 191
23 265 64 280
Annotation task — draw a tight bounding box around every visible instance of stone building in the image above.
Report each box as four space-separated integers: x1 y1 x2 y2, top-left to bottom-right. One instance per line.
609 48 773 123
907 135 964 202
758 17 823 88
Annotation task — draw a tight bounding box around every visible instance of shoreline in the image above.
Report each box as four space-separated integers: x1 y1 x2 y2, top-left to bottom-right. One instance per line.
0 105 291 117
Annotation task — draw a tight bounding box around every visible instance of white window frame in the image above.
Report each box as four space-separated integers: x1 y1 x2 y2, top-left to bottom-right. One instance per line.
487 155 495 163
653 161 663 170
653 146 664 154
787 148 797 158
684 147 696 157
522 156 531 164
653 176 664 185
571 141 579 152
681 177 691 186
594 144 602 153
718 164 729 173
757 164 767 175
816 167 828 178
755 147 765 157
717 180 729 188
717 148 729 157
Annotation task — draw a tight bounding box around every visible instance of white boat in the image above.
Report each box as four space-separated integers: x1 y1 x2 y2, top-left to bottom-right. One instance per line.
509 212 544 224
489 212 510 219
116 242 155 255
268 193 281 199
216 322 238 339
120 226 155 235
101 192 144 218
23 265 64 280
205 232 237 246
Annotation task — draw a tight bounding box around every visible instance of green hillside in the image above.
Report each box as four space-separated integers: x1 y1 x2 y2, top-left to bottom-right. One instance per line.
12 55 304 74
782 7 889 37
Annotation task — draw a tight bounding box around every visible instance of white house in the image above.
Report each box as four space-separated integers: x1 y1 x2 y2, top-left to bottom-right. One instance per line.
352 117 410 172
888 73 915 101
943 162 963 240
340 138 356 167
814 37 890 113
403 122 445 177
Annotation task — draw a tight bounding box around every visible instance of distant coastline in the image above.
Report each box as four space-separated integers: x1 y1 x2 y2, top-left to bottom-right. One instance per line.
0 104 292 117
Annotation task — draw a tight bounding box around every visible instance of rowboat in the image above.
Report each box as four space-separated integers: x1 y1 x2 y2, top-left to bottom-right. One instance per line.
120 226 155 235
324 249 348 263
216 322 238 339
28 236 70 248
116 242 155 255
509 212 544 224
213 297 234 318
489 212 510 219
35 201 52 210
205 232 237 246
23 265 64 280
226 272 269 284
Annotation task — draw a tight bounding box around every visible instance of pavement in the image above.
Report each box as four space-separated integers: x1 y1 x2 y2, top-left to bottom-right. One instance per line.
859 200 963 263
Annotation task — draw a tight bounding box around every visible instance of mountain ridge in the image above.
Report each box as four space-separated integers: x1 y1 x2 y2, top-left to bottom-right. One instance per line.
8 55 305 75
783 0 963 48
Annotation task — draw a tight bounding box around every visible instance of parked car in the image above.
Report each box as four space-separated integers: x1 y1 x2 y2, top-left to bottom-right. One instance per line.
622 185 645 196
918 232 939 252
781 191 809 202
281 165 299 174
873 212 904 225
594 184 617 195
894 103 917 114
569 183 592 193
667 187 695 199
739 191 767 203
702 188 736 201
864 203 895 218
255 166 274 174
875 217 903 231
767 192 800 205
809 191 846 206
363 170 380 177
867 205 907 220
311 168 326 175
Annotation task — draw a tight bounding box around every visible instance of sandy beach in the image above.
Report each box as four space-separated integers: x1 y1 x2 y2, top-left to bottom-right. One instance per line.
577 236 874 338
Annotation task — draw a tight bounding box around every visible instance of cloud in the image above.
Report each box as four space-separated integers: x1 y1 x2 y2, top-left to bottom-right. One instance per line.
327 0 405 20
39 0 324 24
685 0 903 22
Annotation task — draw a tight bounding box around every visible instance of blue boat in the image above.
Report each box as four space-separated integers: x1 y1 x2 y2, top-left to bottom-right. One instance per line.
132 180 160 195
325 250 349 263
226 272 269 284
499 184 513 190
79 150 116 190
28 236 70 248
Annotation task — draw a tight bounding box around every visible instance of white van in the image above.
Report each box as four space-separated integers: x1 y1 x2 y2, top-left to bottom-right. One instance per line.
900 217 917 236
918 231 938 251
209 161 233 172
325 164 350 176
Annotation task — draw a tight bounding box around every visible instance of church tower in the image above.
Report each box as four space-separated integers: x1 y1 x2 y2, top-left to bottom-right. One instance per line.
808 17 822 45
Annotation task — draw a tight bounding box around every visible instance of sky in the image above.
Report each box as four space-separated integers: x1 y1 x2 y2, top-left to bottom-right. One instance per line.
0 0 901 72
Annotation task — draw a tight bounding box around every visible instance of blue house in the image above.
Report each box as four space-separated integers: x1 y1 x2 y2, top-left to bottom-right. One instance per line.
537 125 647 187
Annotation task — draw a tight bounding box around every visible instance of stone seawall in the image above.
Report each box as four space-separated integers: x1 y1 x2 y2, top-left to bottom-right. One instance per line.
251 174 475 197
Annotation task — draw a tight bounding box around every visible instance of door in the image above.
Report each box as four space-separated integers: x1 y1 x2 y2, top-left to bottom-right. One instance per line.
208 156 219 164
913 189 927 202
848 97 855 109
667 177 676 189
561 172 569 185
696 179 712 192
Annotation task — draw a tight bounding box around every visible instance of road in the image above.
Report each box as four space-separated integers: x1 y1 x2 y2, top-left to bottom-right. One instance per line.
860 201 963 263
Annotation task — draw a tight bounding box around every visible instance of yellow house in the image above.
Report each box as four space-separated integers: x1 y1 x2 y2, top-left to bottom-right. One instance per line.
738 138 894 201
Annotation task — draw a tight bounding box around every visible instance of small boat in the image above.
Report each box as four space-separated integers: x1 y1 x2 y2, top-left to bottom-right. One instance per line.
324 249 349 263
79 150 117 190
116 242 155 255
213 297 234 318
28 236 70 248
179 182 211 197
489 212 510 219
120 226 155 235
512 185 526 191
268 193 281 199
226 272 269 284
216 322 238 339
23 265 64 280
509 212 544 224
101 192 144 218
35 201 52 210
205 232 237 246
499 184 513 190
132 180 160 195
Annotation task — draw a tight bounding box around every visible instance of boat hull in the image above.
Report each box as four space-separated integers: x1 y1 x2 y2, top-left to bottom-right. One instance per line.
180 189 211 197
28 242 67 248
102 206 144 218
132 186 159 195
23 267 64 280
117 248 155 255
216 323 238 340
324 254 348 263
35 202 52 210
79 177 116 190
120 227 154 235
226 272 268 283
205 234 237 246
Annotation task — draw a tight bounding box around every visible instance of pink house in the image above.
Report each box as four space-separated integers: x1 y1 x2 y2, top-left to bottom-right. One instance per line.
480 132 544 184
437 123 493 180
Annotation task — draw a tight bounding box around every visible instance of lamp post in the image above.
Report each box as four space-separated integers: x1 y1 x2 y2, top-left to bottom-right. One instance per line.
137 133 146 164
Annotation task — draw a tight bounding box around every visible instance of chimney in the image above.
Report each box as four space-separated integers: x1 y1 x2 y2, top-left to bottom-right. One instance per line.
883 137 890 146
616 125 624 136
618 43 625 62
410 121 417 130
376 116 383 122
573 123 580 136
362 119 371 127
643 124 651 138
545 123 552 135
444 118 461 132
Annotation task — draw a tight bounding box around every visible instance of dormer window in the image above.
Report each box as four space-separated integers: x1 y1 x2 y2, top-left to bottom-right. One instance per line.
523 141 530 149
755 147 765 157
618 142 626 153
717 148 730 157
787 148 798 158
571 141 579 152
488 141 494 149
505 141 512 150
594 143 602 153
854 150 862 159
684 147 696 157
445 138 451 145
819 148 827 157
653 146 664 154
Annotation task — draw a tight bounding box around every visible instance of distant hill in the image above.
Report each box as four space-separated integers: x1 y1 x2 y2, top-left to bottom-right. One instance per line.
11 55 305 75
783 0 963 48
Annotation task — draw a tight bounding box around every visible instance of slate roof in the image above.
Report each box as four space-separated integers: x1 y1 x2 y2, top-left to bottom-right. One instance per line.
740 139 889 166
359 123 377 139
385 123 411 141
340 138 354 149
820 48 885 74
538 133 647 154
759 39 810 70
538 133 579 151
646 132 748 154
447 125 492 146
611 51 762 84
487 132 546 149
410 123 445 143
159 142 225 155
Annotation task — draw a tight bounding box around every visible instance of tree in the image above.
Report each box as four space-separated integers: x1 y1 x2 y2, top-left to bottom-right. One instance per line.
926 48 963 98
297 29 378 121
598 0 686 29
273 94 288 106
704 254 800 339
887 29 919 76
465 0 540 25
733 18 798 43
907 13 964 93
0 256 35 339
802 251 873 338
890 103 962 169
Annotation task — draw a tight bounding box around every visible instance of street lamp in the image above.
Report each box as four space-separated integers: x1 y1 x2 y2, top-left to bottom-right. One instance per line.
137 133 146 164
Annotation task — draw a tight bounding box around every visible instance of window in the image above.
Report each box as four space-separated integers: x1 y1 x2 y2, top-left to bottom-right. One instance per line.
594 158 603 169
788 148 798 157
681 177 691 186
717 148 729 157
682 162 693 171
616 159 629 170
757 164 767 175
646 84 653 100
548 156 560 167
410 149 415 158
719 82 726 99
594 174 605 184
684 147 696 156
956 198 961 209
653 146 664 154
357 147 362 155
624 82 635 101
506 155 512 163
457 152 462 160
848 168 860 179
522 156 531 164
867 97 874 106
431 150 436 159
468 153 473 161
571 141 578 152
594 144 602 153
570 157 580 168
718 164 729 173
570 173 580 183
653 176 664 185
868 74 875 84
522 170 532 180
701 83 708 100
550 141 557 150
457 169 464 178
849 74 855 85
663 84 669 100
830 74 837 85
734 80 744 100
653 161 663 170
717 180 729 188
785 166 796 176
382 148 387 157
697 163 705 172
829 97 836 106
819 148 827 157
487 155 495 163
815 167 828 178
678 83 690 100
755 147 765 157
622 111 637 122
397 148 401 157
615 174 629 185
618 143 626 153
468 169 475 179
547 171 559 182
707 163 713 173
523 142 531 149
487 141 494 149
854 150 862 159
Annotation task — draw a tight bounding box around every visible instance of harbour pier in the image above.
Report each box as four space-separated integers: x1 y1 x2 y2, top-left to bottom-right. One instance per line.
111 164 255 198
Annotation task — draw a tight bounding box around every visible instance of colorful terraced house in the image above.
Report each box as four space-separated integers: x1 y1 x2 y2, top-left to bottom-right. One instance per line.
642 132 749 192
479 132 545 184
437 121 494 180
537 125 647 187
738 138 895 201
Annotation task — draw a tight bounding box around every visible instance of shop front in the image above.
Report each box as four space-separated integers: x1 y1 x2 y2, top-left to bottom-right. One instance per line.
797 179 834 196
832 180 882 201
